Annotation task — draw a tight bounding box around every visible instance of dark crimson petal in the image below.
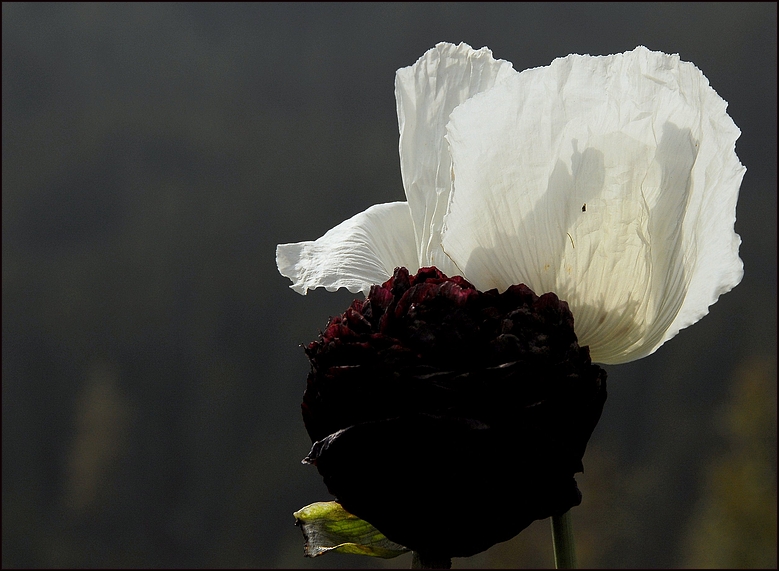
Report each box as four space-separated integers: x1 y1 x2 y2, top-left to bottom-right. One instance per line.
301 266 607 558
304 413 583 558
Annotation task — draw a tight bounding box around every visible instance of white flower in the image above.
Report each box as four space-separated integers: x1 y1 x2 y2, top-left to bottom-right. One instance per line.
276 43 744 365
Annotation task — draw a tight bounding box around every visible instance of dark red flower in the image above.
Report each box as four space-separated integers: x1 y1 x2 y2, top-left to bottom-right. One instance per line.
302 266 606 559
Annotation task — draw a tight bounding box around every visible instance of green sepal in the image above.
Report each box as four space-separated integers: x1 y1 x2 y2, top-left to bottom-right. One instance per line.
293 501 409 558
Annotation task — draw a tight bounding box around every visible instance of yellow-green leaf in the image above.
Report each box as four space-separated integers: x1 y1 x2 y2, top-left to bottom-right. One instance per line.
293 501 409 558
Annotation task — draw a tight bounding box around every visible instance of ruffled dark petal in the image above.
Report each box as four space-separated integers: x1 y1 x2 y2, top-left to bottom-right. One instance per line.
302 266 606 558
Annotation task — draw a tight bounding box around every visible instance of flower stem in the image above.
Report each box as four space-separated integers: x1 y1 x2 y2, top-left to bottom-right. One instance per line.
411 551 452 569
551 511 577 569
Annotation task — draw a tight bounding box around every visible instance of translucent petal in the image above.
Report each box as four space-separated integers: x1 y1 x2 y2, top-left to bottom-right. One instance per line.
442 46 744 364
276 202 419 295
395 42 515 275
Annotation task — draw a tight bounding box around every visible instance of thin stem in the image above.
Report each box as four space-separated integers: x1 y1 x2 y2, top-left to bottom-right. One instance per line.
411 551 452 569
551 510 577 569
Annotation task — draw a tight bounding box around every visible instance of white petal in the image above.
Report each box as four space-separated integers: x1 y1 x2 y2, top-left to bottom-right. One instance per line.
442 46 744 364
395 42 515 275
276 202 419 295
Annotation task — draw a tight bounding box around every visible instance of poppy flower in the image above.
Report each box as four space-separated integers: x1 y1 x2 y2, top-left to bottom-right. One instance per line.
301 266 606 558
277 43 744 560
277 42 744 365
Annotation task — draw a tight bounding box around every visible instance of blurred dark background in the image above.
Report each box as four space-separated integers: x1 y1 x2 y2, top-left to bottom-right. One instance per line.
2 3 776 568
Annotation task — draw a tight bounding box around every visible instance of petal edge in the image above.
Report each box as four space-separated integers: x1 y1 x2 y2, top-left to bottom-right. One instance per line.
276 202 419 295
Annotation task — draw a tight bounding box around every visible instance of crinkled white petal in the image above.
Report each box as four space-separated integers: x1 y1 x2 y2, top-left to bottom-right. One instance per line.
395 42 515 276
442 46 744 364
276 202 419 295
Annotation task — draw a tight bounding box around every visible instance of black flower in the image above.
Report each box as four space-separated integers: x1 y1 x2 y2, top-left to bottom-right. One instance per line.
302 266 607 559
